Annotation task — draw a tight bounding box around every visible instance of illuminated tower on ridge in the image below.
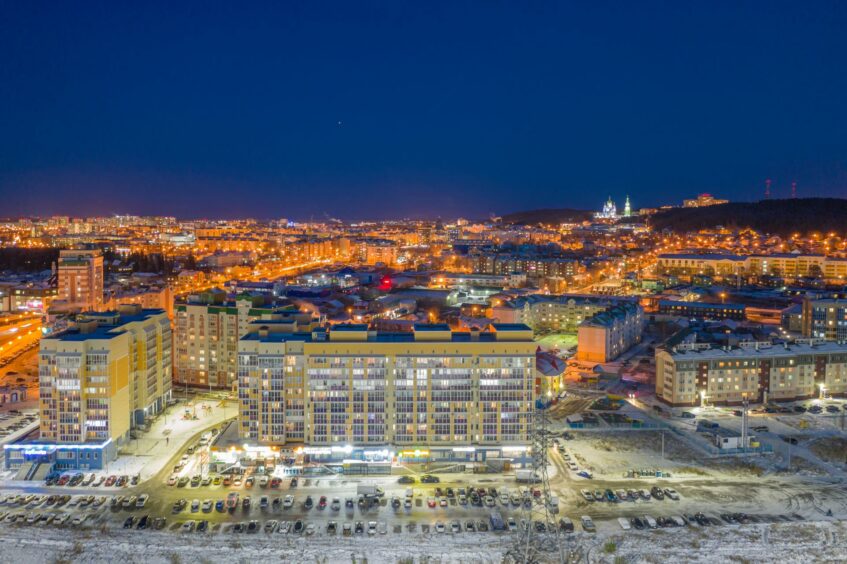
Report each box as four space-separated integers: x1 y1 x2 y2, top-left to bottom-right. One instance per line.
624 195 632 217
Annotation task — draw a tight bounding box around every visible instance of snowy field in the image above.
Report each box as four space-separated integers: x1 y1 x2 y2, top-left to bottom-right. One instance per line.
0 518 843 563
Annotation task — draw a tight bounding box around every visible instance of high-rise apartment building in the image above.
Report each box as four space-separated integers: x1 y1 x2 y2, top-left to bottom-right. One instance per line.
174 291 317 389
5 305 171 471
236 323 536 463
57 248 104 311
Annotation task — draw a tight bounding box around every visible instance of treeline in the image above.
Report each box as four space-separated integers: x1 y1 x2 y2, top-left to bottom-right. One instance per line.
649 198 847 236
0 247 60 272
104 250 198 274
501 207 593 225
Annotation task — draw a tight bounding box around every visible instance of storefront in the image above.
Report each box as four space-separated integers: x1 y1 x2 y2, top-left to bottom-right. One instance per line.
4 439 116 471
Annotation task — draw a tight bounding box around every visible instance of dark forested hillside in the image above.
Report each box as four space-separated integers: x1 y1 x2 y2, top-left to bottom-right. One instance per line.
649 198 847 236
501 208 592 225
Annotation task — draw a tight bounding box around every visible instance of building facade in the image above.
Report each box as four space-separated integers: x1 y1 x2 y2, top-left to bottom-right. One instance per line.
576 302 644 362
5 305 171 471
57 248 104 311
236 323 536 462
802 299 847 341
174 292 313 389
656 339 847 406
492 294 638 334
657 253 847 280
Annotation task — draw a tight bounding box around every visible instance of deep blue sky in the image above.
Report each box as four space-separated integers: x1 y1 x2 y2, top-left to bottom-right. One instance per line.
1 1 847 220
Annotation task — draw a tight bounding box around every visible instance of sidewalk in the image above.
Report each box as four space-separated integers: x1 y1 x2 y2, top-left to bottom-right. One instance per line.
107 397 238 481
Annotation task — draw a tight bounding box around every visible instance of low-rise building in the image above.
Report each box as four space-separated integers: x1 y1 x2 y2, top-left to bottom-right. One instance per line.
576 302 644 362
656 338 847 406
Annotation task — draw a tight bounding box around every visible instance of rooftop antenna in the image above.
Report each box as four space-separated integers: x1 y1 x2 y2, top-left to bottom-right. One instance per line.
765 178 771 200
791 181 797 199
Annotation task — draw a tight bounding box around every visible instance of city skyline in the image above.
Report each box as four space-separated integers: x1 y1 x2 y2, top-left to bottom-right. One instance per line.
2 2 847 219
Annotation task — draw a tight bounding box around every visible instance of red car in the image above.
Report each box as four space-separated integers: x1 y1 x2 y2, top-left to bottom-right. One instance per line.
57 475 70 486
318 496 327 509
427 497 437 508
104 475 117 487
269 477 281 488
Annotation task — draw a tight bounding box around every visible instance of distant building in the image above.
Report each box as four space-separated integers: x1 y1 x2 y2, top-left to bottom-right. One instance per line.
683 193 729 208
595 196 618 220
57 248 104 311
492 294 636 333
174 292 316 389
657 253 847 280
658 300 746 321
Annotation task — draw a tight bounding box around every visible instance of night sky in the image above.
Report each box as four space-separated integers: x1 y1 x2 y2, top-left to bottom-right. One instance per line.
1 2 846 220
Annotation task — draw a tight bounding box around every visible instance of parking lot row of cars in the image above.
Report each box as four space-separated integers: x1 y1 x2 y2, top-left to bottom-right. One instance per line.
579 486 680 503
45 472 138 488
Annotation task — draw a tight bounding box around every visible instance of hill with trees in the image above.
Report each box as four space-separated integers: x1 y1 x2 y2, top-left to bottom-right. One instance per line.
649 198 847 236
500 207 592 225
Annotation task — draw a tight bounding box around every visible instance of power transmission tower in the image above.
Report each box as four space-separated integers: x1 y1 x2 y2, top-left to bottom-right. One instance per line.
506 408 566 564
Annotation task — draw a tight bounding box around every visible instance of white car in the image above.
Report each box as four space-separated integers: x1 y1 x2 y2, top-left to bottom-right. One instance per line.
278 521 291 534
305 522 316 535
367 521 377 535
190 499 200 512
435 521 446 533
664 488 681 500
330 497 341 511
182 520 196 532
202 500 213 512
167 475 178 486
71 515 87 527
283 495 294 509
136 494 149 508
53 514 70 526
617 517 631 530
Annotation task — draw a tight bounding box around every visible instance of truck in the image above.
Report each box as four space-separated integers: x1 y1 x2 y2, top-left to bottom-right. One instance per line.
356 484 384 498
515 469 540 483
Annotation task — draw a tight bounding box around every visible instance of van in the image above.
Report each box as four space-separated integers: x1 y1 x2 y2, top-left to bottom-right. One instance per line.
547 496 559 514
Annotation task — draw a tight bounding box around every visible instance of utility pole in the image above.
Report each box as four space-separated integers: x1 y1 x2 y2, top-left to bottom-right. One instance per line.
661 430 665 460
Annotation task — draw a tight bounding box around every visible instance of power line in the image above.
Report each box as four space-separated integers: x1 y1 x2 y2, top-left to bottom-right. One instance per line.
506 408 566 564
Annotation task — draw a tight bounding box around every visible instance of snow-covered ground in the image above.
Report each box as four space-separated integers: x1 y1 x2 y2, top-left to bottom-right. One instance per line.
102 397 236 481
0 517 843 563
